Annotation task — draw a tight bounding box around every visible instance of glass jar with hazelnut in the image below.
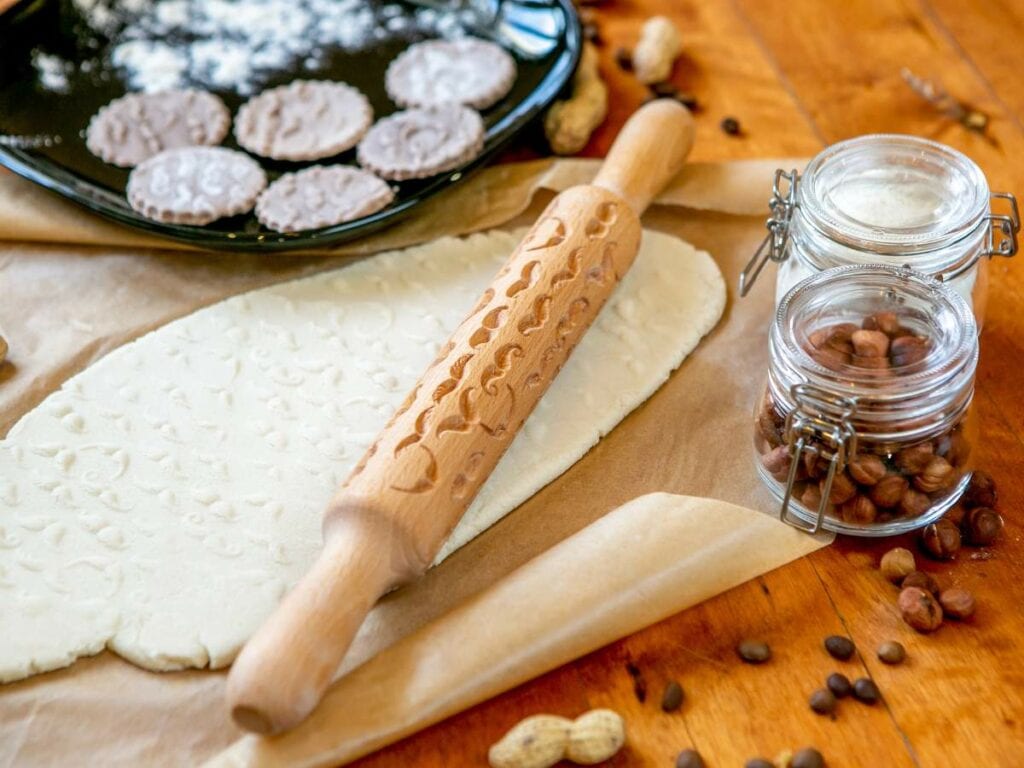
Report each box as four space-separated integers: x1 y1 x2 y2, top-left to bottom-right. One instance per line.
739 135 1019 328
753 264 979 536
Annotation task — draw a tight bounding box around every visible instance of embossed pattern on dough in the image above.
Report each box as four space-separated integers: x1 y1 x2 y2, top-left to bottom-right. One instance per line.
385 38 517 109
0 229 725 682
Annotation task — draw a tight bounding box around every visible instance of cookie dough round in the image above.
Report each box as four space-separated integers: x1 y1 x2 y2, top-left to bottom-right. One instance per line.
127 146 267 225
86 89 230 167
256 165 395 233
356 106 485 181
235 80 373 161
385 38 517 109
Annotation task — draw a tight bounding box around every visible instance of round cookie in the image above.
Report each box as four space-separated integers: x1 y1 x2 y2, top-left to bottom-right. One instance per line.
235 80 373 161
256 166 395 233
127 146 267 225
86 89 230 168
385 38 517 109
356 106 485 181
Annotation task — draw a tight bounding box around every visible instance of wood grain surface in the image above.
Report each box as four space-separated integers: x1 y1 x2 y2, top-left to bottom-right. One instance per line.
353 2 1024 766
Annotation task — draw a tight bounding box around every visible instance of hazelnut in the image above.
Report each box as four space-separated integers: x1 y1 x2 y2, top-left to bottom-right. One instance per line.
895 442 934 474
848 454 887 486
760 445 792 482
851 329 890 358
899 488 932 518
963 507 1003 546
840 494 877 524
962 471 997 509
822 471 857 505
920 519 961 560
879 547 916 583
912 456 955 493
898 586 943 632
869 474 909 508
939 587 976 620
890 335 929 367
863 311 900 335
943 502 967 527
902 570 941 596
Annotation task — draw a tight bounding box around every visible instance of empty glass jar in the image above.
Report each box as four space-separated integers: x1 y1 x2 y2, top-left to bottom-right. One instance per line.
753 264 979 536
740 134 1019 326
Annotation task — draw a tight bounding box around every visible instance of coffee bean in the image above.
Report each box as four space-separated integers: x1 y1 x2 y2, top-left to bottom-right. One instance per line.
721 116 741 135
824 635 855 661
652 81 679 98
826 672 852 698
877 641 906 665
675 748 705 768
661 680 685 712
792 747 826 768
745 760 775 768
675 92 699 111
809 688 837 715
852 677 881 704
625 662 647 703
736 639 771 664
613 46 633 71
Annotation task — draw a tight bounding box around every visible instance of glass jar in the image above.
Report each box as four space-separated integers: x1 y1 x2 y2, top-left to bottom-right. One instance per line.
739 134 1019 327
753 264 979 536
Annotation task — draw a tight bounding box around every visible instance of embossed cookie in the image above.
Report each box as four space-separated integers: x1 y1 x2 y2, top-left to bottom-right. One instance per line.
234 80 373 161
356 106 485 181
127 146 267 225
256 165 395 232
385 38 517 109
86 89 230 167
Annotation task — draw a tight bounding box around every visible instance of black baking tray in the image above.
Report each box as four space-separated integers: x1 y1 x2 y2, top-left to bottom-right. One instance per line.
0 0 581 251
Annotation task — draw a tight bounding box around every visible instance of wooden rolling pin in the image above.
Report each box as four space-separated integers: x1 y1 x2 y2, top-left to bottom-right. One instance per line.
227 99 696 735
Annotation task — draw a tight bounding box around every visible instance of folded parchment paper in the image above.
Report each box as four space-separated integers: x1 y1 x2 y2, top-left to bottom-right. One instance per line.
0 157 820 767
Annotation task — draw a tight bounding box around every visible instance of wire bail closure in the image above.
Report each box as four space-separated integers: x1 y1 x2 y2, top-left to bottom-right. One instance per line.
778 383 858 534
739 168 799 297
938 191 1020 283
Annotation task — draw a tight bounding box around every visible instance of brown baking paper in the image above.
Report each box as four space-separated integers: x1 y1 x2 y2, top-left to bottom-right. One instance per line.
0 157 821 767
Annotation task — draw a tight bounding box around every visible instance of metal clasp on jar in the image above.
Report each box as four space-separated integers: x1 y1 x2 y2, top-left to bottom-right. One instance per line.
940 191 1020 283
779 383 858 534
738 168 800 296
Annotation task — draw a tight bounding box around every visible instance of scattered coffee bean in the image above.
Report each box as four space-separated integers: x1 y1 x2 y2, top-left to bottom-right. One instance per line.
939 587 976 620
962 470 997 509
920 519 961 560
661 680 685 712
824 635 855 661
792 747 826 768
613 46 633 71
852 677 881 704
737 639 771 664
809 688 837 715
625 661 647 703
964 507 1003 546
721 116 741 135
899 586 944 632
901 570 940 596
745 759 775 768
675 748 705 768
880 547 916 584
877 641 906 665
826 672 852 698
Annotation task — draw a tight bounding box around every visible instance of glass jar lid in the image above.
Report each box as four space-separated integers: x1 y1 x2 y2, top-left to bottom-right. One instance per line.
799 134 989 256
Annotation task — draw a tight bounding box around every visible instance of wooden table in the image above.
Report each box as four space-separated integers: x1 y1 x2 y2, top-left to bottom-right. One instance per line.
360 2 1024 766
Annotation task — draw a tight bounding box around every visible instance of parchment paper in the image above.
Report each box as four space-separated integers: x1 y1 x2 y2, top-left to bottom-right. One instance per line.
0 157 818 767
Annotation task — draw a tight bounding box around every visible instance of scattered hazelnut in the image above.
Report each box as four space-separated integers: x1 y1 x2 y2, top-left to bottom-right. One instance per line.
869 474 909 509
848 454 887 486
809 688 836 715
943 502 967 527
963 507 1003 546
890 335 929 367
901 570 940 596
912 456 955 493
939 587 976 620
899 488 932 518
898 586 943 632
851 329 890 358
880 547 916 584
895 443 934 474
863 311 900 335
823 471 857 505
962 471 997 509
760 445 792 482
840 494 877 524
920 519 961 560
877 641 906 665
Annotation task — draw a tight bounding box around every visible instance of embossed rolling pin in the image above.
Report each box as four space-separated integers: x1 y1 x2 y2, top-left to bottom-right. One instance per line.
226 99 696 735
